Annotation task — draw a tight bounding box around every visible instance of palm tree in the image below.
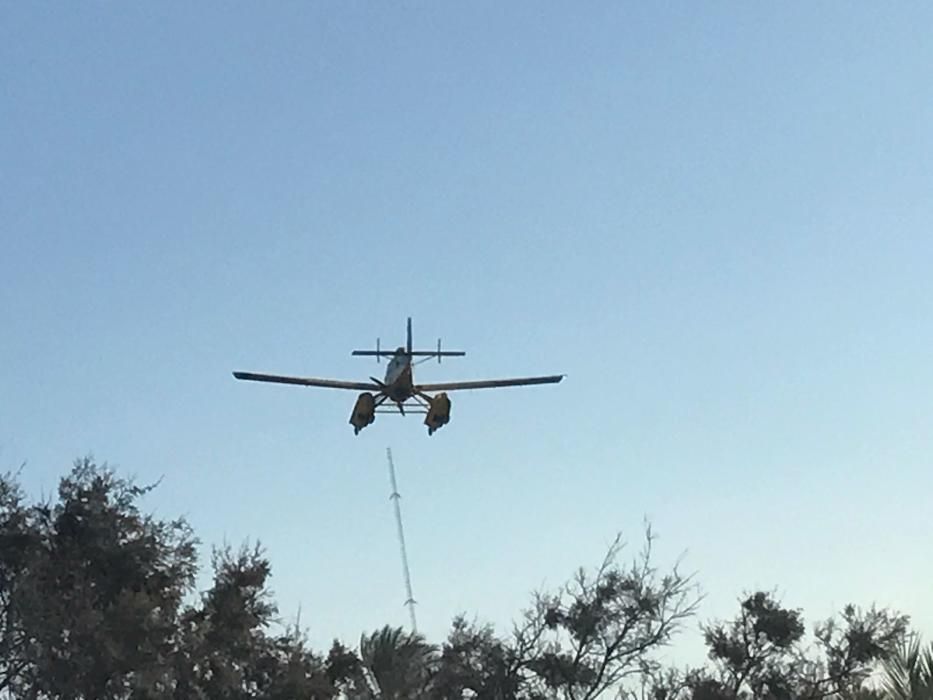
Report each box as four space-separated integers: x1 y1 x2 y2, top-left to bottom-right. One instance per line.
359 625 437 699
882 634 933 700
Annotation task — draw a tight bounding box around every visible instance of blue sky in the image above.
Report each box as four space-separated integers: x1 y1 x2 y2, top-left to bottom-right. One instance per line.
2 2 932 663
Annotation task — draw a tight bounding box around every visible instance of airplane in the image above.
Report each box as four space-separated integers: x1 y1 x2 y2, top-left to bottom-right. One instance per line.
232 317 564 435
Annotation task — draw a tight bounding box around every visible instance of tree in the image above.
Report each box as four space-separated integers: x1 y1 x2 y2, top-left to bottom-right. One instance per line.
326 640 366 697
676 592 908 700
10 458 198 700
515 528 701 700
0 467 35 696
431 616 524 699
173 543 335 700
0 457 920 700
806 604 909 698
0 460 340 700
881 634 933 700
358 626 436 699
699 591 806 699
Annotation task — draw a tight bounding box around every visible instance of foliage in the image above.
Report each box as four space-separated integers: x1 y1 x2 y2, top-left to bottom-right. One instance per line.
359 626 436 698
431 616 524 699
0 458 921 700
515 529 701 700
0 466 32 695
7 458 198 699
646 593 907 700
881 635 933 700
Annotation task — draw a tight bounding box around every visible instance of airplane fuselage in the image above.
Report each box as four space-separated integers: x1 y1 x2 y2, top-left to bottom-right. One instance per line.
384 348 415 403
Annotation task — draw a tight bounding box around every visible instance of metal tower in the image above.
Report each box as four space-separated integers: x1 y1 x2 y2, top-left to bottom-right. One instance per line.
386 447 418 633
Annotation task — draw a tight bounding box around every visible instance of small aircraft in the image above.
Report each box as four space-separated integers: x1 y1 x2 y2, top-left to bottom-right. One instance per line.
233 318 563 435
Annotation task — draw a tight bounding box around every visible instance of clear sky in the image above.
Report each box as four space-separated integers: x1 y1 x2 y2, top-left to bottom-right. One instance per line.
2 2 932 664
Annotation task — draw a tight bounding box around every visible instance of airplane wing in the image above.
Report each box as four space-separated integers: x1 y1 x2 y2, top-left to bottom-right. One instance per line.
416 375 564 392
233 372 379 391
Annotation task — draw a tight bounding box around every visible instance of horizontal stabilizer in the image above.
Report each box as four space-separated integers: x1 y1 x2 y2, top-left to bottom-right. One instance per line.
351 349 465 357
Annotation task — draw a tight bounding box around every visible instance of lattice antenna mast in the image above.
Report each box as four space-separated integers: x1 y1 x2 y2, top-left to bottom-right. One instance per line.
386 447 418 633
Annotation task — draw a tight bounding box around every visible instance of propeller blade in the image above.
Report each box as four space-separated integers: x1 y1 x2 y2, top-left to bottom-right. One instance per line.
406 317 412 355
